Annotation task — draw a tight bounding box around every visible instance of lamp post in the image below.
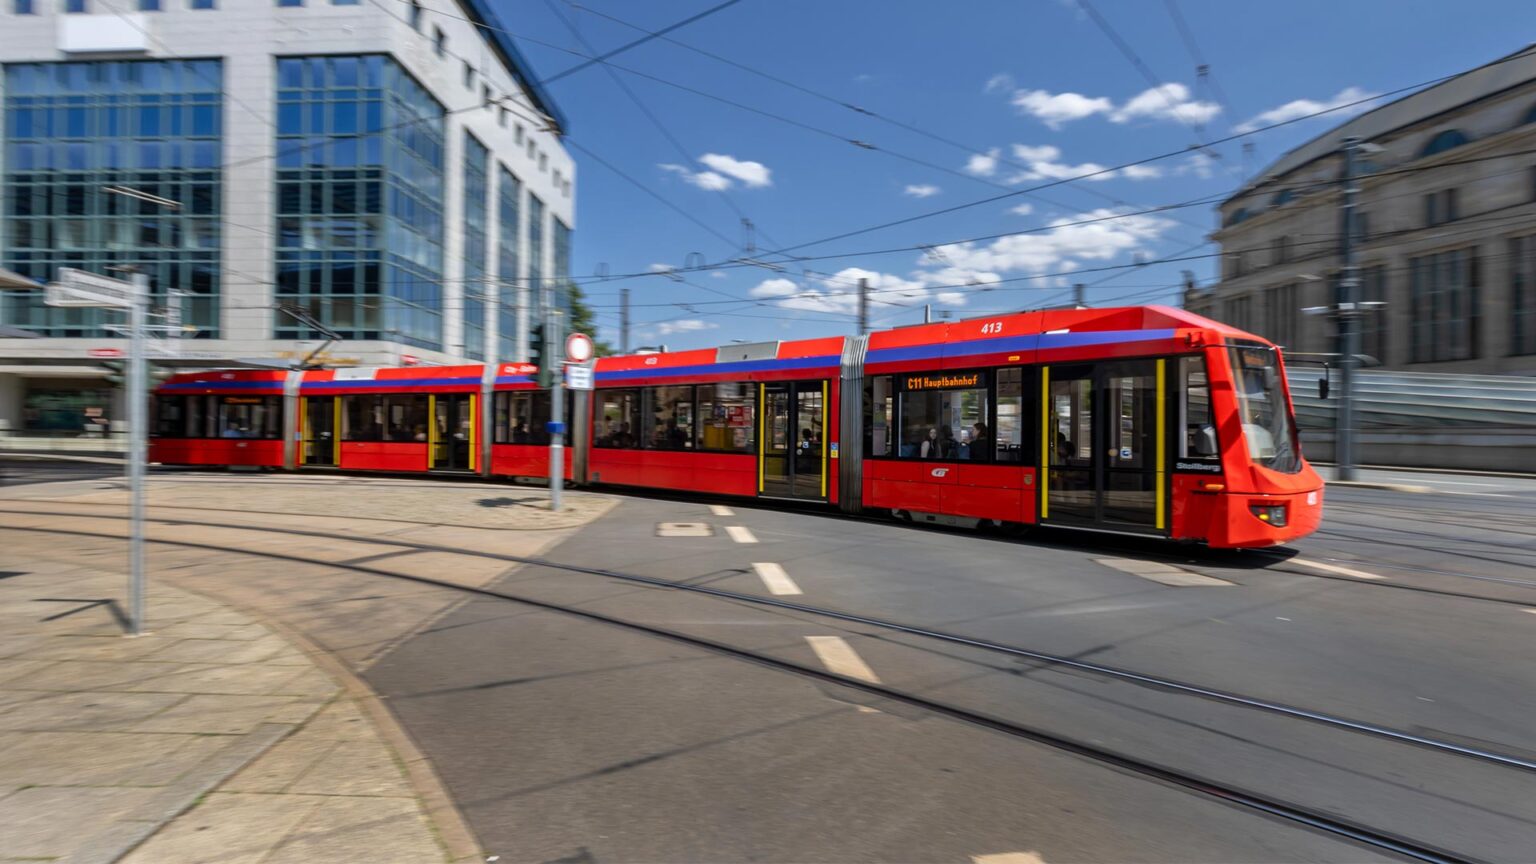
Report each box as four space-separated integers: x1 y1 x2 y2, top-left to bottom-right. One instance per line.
1335 137 1382 481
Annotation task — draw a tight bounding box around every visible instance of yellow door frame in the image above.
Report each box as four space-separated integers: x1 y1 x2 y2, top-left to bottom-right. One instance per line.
1155 359 1167 531
757 383 766 493
820 380 828 499
1039 366 1050 521
427 394 438 470
332 397 341 465
468 393 478 472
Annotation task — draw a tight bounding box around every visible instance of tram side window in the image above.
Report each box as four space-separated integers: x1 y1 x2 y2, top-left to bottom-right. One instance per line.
864 376 893 457
382 395 429 441
645 385 695 450
215 396 281 439
898 371 989 461
1179 356 1219 459
342 396 382 441
493 392 511 444
698 383 754 453
595 389 639 448
185 395 213 437
154 396 184 437
994 368 1026 462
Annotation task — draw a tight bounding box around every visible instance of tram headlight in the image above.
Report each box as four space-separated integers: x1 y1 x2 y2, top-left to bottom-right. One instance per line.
1249 504 1288 528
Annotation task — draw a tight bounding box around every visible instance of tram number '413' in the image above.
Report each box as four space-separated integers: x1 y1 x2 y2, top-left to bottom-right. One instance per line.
979 320 1004 335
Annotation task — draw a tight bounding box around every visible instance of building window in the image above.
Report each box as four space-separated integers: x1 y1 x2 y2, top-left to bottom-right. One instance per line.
189 0 214 9
1409 248 1478 362
1360 265 1388 364
433 27 446 57
2 60 225 338
64 0 86 11
514 124 524 145
482 84 493 109
140 0 161 10
462 62 474 90
1419 129 1469 159
274 55 446 350
333 0 358 5
460 131 489 360
553 217 571 298
277 0 301 6
1424 188 1458 227
1222 295 1253 332
1265 283 1298 349
1271 235 1289 266
496 165 521 360
14 0 36 13
1511 236 1536 356
497 106 508 128
528 192 544 300
409 0 421 29
1354 211 1369 241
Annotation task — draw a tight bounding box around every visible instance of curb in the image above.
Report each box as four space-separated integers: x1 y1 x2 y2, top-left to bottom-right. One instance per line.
159 574 484 864
0 452 127 465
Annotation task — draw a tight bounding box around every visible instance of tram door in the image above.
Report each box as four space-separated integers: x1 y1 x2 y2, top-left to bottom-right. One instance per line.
302 397 336 466
760 381 826 500
432 394 473 471
1042 361 1165 532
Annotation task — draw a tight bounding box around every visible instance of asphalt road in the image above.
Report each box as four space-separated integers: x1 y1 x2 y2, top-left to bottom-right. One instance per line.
0 456 124 487
9 462 1534 861
365 483 1536 862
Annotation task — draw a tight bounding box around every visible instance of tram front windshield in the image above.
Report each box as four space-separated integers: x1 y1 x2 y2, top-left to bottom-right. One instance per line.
1229 345 1301 473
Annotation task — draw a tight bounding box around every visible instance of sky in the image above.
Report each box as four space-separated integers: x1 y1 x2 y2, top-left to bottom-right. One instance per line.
490 0 1535 351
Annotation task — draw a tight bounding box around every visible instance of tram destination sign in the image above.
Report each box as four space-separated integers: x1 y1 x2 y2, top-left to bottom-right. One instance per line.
903 372 981 391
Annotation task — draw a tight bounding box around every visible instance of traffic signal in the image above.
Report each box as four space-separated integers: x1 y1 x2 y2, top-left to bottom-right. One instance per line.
530 322 550 388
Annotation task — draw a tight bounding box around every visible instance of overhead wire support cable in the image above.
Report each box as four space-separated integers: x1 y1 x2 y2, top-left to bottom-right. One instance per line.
538 0 747 84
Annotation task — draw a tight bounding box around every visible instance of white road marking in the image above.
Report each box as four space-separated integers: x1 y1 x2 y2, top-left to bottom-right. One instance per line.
725 525 758 544
1524 609 1536 616
709 504 735 517
972 853 1048 864
1094 558 1232 587
1293 558 1386 580
805 636 880 684
656 522 712 538
752 562 802 595
1421 479 1503 487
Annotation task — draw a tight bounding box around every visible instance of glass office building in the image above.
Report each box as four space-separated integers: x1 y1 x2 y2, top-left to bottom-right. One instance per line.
0 0 574 435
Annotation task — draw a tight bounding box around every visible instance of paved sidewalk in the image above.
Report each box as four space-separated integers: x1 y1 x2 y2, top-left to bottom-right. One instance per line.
0 557 452 863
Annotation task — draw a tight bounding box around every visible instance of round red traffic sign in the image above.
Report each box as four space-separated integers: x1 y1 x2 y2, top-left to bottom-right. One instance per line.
566 332 594 363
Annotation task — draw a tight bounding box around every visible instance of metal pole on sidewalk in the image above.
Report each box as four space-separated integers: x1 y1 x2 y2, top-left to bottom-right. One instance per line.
127 271 149 635
547 302 565 512
1337 137 1361 482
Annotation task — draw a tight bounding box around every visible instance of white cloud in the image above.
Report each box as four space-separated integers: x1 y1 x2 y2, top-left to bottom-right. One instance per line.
965 148 1000 177
660 154 771 191
1003 143 1115 183
656 319 718 336
1120 164 1164 180
1010 89 1113 129
1110 83 1221 125
1009 203 1035 216
709 271 729 279
748 277 800 299
903 184 941 198
985 73 1016 94
1175 152 1217 179
648 263 674 273
923 208 1175 281
699 153 772 188
1233 86 1379 133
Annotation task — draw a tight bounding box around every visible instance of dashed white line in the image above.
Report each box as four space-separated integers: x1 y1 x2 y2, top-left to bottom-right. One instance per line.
725 525 758 544
972 852 1048 864
709 504 734 517
805 635 880 684
751 562 802 595
1292 558 1386 580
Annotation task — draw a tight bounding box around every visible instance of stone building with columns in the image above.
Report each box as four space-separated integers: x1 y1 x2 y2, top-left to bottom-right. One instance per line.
1186 45 1536 376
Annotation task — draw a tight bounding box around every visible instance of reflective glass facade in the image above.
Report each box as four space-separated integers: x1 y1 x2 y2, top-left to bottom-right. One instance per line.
528 192 544 320
495 164 520 360
274 55 445 349
460 131 487 359
2 60 223 337
553 216 571 310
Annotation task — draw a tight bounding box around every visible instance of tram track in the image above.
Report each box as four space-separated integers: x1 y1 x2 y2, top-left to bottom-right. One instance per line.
3 516 1498 864
5 501 1533 774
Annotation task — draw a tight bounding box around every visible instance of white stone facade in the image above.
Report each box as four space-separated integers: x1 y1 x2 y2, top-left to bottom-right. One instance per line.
1189 46 1536 376
0 0 575 432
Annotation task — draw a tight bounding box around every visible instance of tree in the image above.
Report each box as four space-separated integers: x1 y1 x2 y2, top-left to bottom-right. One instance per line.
565 281 614 356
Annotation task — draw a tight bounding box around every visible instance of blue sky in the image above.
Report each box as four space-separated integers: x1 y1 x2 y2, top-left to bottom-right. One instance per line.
493 0 1533 350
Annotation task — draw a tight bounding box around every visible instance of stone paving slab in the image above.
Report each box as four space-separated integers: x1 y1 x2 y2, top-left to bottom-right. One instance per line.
0 556 452 864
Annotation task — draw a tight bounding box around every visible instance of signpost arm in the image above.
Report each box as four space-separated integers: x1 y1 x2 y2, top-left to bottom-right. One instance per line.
127 271 149 636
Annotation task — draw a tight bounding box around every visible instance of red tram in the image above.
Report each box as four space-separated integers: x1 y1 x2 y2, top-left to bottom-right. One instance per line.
150 305 1322 547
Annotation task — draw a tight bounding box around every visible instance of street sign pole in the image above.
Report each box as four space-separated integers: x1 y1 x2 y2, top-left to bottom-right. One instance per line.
126 271 148 635
547 307 565 512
